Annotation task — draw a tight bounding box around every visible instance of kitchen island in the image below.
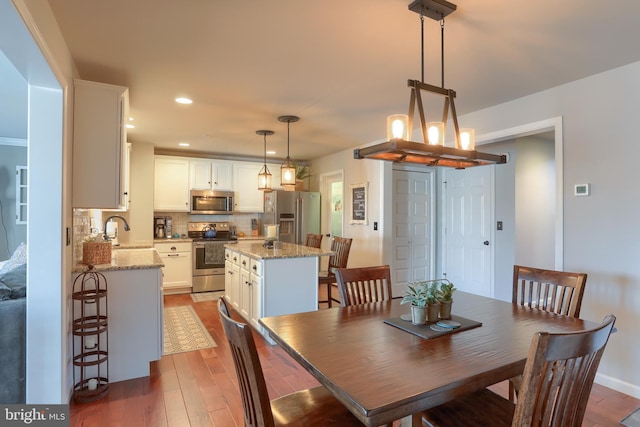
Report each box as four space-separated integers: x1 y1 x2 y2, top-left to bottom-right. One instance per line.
72 247 164 383
224 241 333 343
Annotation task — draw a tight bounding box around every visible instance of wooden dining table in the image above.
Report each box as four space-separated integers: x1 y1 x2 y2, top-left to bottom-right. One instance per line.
259 291 597 426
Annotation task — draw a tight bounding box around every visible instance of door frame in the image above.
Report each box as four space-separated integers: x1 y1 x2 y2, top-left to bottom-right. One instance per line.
476 116 564 270
319 169 344 244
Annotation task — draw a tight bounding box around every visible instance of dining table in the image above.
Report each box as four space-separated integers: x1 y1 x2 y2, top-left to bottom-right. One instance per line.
258 291 597 426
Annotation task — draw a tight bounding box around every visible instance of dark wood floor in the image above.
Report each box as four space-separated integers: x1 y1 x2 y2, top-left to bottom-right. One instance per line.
70 289 639 426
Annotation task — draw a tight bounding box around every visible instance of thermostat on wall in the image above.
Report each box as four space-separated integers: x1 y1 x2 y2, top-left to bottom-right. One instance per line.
574 184 590 196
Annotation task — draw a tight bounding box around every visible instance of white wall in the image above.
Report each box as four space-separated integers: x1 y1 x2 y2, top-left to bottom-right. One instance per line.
457 62 640 398
310 148 388 268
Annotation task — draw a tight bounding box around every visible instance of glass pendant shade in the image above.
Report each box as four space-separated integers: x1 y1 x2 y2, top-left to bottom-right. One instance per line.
426 122 445 145
256 129 274 191
258 165 272 190
387 114 410 140
459 128 475 150
278 115 300 187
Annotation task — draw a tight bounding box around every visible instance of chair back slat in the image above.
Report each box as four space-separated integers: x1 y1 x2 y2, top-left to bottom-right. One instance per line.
328 237 353 273
513 265 587 317
305 233 323 248
335 265 392 307
218 298 275 427
513 314 616 427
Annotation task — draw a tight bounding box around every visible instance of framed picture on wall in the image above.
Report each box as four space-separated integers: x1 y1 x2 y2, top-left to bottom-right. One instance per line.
350 182 368 225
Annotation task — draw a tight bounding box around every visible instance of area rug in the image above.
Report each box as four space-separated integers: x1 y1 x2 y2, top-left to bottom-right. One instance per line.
621 407 640 427
190 290 225 303
163 305 216 355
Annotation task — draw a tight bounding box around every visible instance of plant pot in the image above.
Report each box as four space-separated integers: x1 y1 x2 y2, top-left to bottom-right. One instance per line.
439 300 452 320
427 303 440 323
411 305 427 325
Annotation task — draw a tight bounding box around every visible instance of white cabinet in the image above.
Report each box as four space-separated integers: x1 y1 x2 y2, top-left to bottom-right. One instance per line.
190 159 233 190
225 248 240 310
155 242 192 294
72 79 130 209
249 258 263 330
154 156 190 211
233 161 265 213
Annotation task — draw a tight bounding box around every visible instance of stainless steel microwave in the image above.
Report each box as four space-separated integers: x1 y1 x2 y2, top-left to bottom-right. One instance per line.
190 190 234 214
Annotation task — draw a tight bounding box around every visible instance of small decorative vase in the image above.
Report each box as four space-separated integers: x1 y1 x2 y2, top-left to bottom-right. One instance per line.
439 300 452 320
411 305 427 325
427 303 440 323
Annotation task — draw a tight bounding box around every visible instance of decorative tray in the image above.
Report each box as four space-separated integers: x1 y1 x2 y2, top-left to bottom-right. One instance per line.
383 314 482 339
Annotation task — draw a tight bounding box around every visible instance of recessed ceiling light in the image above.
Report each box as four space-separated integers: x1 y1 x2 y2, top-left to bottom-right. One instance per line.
126 124 135 129
175 97 193 104
128 117 134 121
179 142 190 147
267 150 276 155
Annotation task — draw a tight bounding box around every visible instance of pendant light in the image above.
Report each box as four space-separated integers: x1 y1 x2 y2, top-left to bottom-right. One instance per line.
279 115 299 188
257 130 274 191
355 0 506 169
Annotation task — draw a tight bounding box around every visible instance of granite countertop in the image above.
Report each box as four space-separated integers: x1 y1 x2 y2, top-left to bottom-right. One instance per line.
226 241 334 260
153 238 193 244
73 247 164 273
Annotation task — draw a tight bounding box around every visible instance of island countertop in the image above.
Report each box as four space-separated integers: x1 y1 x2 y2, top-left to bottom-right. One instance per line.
72 248 164 273
226 241 333 260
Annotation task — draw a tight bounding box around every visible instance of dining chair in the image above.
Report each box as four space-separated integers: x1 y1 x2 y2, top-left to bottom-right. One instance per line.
421 314 616 427
305 233 323 248
217 297 362 427
318 236 353 308
509 264 588 401
335 265 392 307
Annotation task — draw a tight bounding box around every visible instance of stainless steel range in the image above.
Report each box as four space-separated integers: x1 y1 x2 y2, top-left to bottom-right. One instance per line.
188 222 237 293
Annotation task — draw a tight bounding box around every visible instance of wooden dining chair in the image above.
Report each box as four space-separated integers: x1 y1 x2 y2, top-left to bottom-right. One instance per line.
335 265 392 307
421 314 616 427
318 236 353 308
217 297 362 427
509 264 588 401
305 233 323 248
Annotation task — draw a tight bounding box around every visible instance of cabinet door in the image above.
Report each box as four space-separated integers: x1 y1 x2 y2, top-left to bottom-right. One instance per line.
249 273 263 329
229 262 240 310
213 160 233 190
239 260 251 320
189 159 213 189
154 156 190 211
72 79 129 209
233 162 264 213
160 252 192 289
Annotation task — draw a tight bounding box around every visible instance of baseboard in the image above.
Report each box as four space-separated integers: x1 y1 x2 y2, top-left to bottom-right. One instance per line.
596 372 640 399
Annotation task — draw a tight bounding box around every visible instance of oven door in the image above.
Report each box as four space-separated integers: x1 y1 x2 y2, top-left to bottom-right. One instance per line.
192 241 226 275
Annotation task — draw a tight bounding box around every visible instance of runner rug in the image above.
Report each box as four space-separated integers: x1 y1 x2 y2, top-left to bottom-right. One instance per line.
163 305 216 355
190 291 225 303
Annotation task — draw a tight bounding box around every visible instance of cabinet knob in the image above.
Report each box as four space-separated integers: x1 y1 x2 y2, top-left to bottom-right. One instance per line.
252 265 257 271
171 246 176 251
242 260 247 266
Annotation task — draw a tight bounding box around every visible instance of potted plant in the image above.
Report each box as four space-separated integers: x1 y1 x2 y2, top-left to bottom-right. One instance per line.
295 164 310 191
424 281 440 323
436 280 456 320
401 282 429 325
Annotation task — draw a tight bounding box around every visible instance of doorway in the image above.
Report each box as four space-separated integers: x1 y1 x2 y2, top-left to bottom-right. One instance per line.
442 117 563 300
320 170 344 242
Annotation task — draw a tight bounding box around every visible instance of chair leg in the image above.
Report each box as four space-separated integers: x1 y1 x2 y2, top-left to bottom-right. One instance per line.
327 282 332 308
508 381 516 403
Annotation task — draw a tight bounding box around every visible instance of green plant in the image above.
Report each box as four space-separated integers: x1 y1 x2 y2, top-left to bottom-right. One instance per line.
436 281 456 302
295 164 310 180
401 281 439 307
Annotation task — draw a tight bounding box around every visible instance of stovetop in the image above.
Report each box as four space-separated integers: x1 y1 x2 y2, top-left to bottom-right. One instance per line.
188 221 237 242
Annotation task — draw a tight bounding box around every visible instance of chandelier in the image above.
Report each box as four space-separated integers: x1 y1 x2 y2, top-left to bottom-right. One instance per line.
257 129 274 191
354 0 506 169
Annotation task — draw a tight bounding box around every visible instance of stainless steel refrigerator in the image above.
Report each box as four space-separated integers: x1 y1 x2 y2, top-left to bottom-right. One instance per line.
263 190 321 244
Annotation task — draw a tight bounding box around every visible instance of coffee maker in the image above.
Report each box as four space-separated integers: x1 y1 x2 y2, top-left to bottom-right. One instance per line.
154 217 166 239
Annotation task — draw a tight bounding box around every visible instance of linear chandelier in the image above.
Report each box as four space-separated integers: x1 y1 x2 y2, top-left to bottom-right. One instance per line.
354 0 506 169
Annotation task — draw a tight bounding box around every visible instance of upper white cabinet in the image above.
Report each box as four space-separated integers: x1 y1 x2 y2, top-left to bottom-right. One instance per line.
233 161 264 213
154 156 190 211
72 79 129 209
189 159 233 190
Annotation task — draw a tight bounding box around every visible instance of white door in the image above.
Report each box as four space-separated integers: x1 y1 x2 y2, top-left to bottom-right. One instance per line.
391 169 434 297
444 166 494 297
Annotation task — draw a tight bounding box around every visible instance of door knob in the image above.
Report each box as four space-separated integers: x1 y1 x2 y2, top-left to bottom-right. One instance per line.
483 241 490 246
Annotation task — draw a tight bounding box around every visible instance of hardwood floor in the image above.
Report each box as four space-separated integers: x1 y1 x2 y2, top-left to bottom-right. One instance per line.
70 291 639 426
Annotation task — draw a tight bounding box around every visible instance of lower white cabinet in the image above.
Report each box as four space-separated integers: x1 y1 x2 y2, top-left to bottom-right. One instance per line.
155 242 192 294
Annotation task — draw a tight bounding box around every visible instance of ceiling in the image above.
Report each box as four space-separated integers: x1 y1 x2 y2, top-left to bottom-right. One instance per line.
10 1 640 161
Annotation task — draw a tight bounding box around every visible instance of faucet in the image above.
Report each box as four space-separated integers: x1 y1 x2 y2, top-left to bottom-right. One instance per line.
103 215 131 242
